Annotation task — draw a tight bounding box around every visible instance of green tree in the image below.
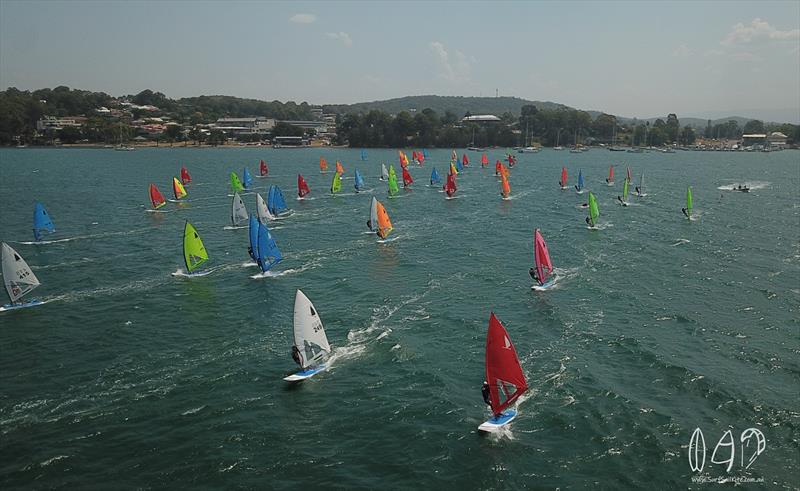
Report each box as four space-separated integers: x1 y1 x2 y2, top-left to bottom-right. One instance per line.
742 120 765 134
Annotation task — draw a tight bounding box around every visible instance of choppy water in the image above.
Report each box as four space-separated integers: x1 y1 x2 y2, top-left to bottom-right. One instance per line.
0 147 798 489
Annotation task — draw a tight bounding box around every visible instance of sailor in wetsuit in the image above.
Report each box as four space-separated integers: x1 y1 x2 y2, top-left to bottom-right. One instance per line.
481 381 491 407
291 346 302 367
529 267 539 284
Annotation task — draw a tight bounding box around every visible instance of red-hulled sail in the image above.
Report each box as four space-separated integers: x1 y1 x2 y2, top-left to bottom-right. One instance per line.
560 167 568 187
507 154 517 167
402 167 413 187
444 172 457 197
495 161 502 176
260 159 268 176
180 166 192 185
462 154 469 166
533 229 554 286
297 174 310 197
607 165 614 182
412 151 418 161
481 153 489 167
485 312 528 416
149 183 166 209
418 152 425 166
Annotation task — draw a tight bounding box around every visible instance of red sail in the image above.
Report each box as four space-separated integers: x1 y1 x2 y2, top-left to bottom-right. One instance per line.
560 167 567 187
534 229 554 285
481 153 489 167
462 154 469 166
418 152 425 165
260 159 268 176
495 161 502 176
402 167 413 187
507 154 517 167
444 172 457 197
149 183 166 209
180 166 192 185
626 167 632 183
297 174 310 197
485 313 528 416
412 151 418 161
608 165 614 182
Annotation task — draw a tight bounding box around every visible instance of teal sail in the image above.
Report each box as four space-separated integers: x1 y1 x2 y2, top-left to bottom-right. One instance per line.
360 149 367 161
257 222 282 272
33 202 55 241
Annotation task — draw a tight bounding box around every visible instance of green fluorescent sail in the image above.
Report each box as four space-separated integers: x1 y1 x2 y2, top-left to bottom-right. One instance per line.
388 173 399 196
623 179 629 202
331 172 342 194
230 172 245 193
588 192 599 225
183 221 209 273
686 186 693 216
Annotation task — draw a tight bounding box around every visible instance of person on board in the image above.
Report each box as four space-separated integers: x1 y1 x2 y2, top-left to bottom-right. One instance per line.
291 346 302 367
586 217 593 226
481 381 491 406
617 195 624 204
529 267 539 284
635 186 641 195
681 207 690 218
366 219 372 230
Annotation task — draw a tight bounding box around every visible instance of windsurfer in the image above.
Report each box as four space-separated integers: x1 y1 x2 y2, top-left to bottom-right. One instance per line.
481 381 491 406
635 186 641 195
529 268 539 284
291 346 302 366
617 195 624 204
681 208 689 218
366 219 372 230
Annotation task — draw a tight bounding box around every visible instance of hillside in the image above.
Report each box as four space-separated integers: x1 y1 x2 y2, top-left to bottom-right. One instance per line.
322 95 571 117
617 115 755 129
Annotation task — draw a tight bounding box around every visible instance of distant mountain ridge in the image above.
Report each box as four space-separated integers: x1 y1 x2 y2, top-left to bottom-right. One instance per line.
322 95 571 117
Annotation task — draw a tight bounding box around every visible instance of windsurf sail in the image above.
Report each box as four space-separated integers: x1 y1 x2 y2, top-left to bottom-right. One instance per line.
257 221 282 272
149 184 166 210
626 167 632 183
485 312 528 417
481 153 489 168
451 149 457 161
638 173 645 195
181 166 192 185
320 156 328 172
292 289 331 369
430 167 441 185
588 192 599 226
444 172 457 197
417 151 425 166
361 149 367 161
297 174 310 198
399 151 408 169
576 170 584 191
500 164 510 179
388 167 399 196
686 186 693 217
622 179 629 203
354 169 365 191
456 158 464 172
248 215 259 261
230 172 245 193
183 221 209 273
381 163 389 181
242 168 253 189
267 185 289 215
173 177 187 200
256 192 274 224
560 167 568 188
423 149 430 159
495 161 502 176
260 159 269 176
2 242 40 304
368 197 379 232
331 172 342 194
501 172 511 198
402 166 413 187
376 200 393 239
231 192 249 226
462 153 469 167
450 162 458 176
533 229 554 286
607 165 614 183
335 160 345 175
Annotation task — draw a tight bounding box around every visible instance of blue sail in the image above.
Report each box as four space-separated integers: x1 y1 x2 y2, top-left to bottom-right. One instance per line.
577 170 584 191
242 168 253 189
354 169 364 191
257 222 282 272
248 214 259 262
33 202 55 241
423 149 429 159
267 185 289 215
360 149 367 161
456 159 464 171
430 167 441 185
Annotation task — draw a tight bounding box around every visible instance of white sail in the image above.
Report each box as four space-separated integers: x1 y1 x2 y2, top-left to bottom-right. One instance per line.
231 192 249 225
369 197 379 232
293 289 330 369
1 243 40 304
256 193 274 224
381 164 389 180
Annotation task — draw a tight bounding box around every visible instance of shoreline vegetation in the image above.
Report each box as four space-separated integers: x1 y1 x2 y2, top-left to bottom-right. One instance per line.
2 86 798 149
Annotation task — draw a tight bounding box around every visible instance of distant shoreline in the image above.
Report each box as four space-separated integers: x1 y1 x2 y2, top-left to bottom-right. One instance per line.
7 142 347 149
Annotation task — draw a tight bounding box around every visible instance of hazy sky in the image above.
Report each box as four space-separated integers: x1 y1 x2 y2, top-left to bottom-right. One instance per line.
1 0 798 121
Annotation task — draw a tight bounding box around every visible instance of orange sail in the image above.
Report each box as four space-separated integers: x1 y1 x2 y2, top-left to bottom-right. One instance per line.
320 157 328 172
500 164 510 179
481 153 489 167
335 160 345 175
501 173 511 198
376 200 393 239
495 161 502 176
172 177 187 200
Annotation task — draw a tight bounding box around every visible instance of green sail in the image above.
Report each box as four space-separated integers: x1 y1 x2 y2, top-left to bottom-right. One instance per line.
331 172 342 194
230 172 245 193
388 172 399 196
388 165 396 180
622 179 629 202
183 221 209 273
686 186 693 216
588 192 600 226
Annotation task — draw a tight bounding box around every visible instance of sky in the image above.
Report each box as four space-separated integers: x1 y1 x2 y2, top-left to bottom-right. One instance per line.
1 0 799 122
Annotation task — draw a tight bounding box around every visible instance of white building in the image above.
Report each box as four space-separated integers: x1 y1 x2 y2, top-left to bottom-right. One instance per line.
461 115 502 123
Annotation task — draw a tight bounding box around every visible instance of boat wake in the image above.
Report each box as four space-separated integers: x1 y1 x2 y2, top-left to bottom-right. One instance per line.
0 298 53 312
223 225 248 230
586 222 613 230
671 239 691 247
377 235 401 244
17 227 151 245
249 260 319 279
717 181 770 191
145 208 172 214
171 268 216 278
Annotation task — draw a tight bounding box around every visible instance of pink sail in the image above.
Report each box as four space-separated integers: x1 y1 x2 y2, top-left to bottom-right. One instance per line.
534 229 554 285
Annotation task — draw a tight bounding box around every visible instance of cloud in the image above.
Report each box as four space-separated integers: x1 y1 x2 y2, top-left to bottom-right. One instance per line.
721 18 800 45
429 41 471 83
289 13 316 24
672 44 692 57
326 32 353 47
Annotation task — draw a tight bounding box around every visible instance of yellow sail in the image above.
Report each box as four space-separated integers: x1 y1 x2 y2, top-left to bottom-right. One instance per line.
173 177 187 199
